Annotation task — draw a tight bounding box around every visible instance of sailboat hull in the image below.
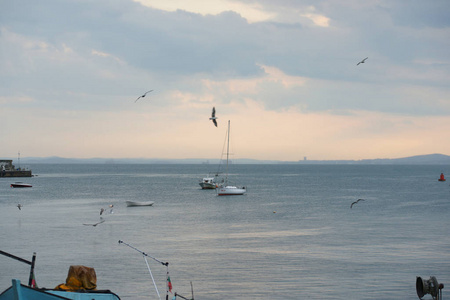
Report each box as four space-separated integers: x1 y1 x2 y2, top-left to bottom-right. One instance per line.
216 186 246 196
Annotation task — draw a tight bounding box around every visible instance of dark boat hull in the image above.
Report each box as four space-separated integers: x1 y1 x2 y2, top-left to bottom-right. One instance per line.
11 183 32 188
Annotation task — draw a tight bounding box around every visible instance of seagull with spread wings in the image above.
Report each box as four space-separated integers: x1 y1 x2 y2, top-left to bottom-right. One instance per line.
209 107 218 127
357 57 368 66
135 90 153 102
350 198 365 208
83 219 105 227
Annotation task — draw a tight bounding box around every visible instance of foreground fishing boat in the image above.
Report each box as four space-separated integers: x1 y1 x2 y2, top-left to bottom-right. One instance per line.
0 251 120 300
1 248 194 300
0 279 120 300
216 121 246 196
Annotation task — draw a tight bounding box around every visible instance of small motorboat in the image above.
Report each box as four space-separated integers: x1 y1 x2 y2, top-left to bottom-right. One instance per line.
126 200 154 207
199 175 220 189
438 173 446 181
10 182 32 188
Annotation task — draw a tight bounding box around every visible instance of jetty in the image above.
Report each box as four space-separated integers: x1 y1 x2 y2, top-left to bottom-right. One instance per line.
0 160 32 177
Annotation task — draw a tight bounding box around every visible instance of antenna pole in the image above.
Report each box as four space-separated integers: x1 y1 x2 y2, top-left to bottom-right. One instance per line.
0 250 36 287
225 120 230 184
28 252 37 287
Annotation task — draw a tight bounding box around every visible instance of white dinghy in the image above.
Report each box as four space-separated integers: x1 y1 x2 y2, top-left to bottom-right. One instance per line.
126 200 154 207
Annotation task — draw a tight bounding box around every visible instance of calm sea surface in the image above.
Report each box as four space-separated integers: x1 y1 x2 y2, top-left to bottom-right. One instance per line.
1 164 449 299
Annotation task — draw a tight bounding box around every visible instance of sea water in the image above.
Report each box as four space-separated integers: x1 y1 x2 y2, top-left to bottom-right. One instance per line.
0 164 449 299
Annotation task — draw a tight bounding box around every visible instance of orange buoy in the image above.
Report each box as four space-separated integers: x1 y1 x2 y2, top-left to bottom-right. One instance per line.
438 173 446 181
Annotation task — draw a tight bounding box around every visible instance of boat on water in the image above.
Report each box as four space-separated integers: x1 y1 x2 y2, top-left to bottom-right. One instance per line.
126 200 154 207
438 173 446 181
10 182 32 188
216 120 246 196
1 248 194 300
216 184 247 196
0 251 119 300
1 278 121 300
199 173 221 189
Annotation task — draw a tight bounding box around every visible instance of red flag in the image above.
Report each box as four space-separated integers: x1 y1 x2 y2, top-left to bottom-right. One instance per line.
31 273 37 288
167 276 172 293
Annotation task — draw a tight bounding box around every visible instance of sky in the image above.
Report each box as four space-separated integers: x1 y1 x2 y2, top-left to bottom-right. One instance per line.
1 0 450 161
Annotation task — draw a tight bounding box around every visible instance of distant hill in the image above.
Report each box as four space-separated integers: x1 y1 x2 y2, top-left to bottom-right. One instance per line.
10 153 450 164
358 153 450 165
298 153 450 165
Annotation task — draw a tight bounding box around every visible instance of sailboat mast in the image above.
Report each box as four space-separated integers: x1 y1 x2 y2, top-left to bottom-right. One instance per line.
225 120 230 184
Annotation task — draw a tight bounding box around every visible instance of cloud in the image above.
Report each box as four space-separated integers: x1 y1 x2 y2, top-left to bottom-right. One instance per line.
134 0 276 23
91 49 124 64
1 0 449 160
387 0 450 28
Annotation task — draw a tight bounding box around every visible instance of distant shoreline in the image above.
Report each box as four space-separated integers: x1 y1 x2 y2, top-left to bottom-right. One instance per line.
7 153 450 165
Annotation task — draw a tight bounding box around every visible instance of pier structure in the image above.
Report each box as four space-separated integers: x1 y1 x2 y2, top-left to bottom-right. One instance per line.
0 160 32 177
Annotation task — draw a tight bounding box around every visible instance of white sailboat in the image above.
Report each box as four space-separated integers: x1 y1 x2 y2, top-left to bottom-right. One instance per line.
216 120 246 196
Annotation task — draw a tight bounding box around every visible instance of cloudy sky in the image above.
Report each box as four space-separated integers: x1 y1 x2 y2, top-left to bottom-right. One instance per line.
1 0 449 161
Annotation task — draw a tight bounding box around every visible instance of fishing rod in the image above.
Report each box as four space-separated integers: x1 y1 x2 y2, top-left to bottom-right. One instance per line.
118 240 168 266
118 240 169 300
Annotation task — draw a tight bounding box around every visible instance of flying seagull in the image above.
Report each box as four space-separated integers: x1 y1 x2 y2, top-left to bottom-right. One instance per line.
83 219 105 227
17 204 22 210
357 57 368 66
350 199 365 208
135 90 153 102
209 107 218 127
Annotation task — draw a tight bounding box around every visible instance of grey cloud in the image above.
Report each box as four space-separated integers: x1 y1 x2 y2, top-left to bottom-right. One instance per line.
1 0 449 116
387 0 450 28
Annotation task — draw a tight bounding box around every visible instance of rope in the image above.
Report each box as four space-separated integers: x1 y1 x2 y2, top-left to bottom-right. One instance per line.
143 254 161 300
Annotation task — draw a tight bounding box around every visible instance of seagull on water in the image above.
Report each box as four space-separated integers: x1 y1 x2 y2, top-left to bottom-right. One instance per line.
209 107 218 127
17 204 22 210
135 90 153 102
83 219 105 227
357 57 368 66
350 198 365 208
